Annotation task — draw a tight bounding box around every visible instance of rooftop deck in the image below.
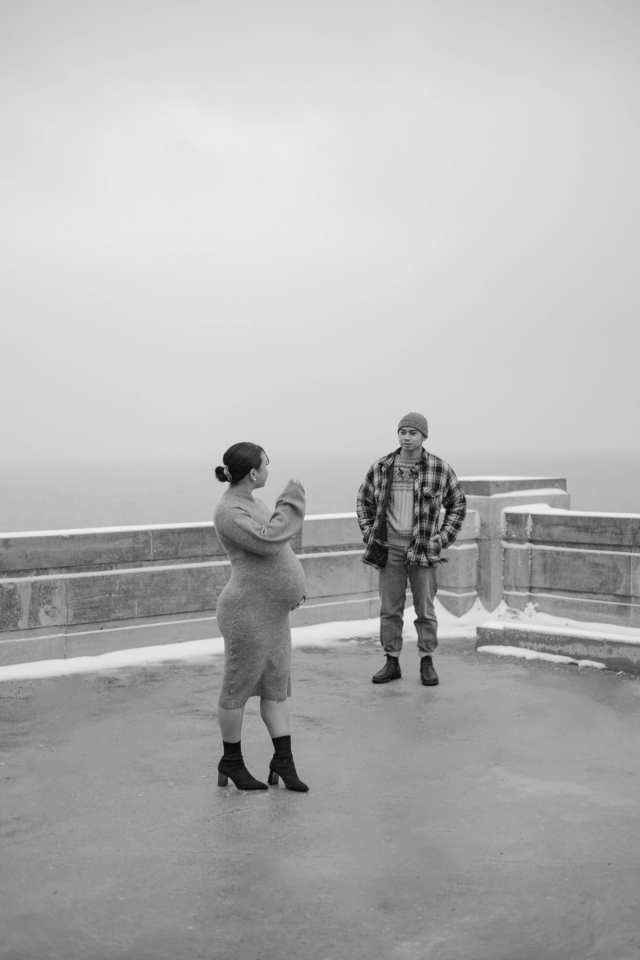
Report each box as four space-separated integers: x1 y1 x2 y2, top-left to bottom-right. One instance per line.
2 632 639 960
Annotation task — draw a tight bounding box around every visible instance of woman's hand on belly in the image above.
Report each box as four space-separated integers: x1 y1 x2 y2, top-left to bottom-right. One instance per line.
291 592 307 611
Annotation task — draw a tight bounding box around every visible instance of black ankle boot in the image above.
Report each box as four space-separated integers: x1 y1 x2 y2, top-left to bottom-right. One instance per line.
268 735 309 792
372 655 401 684
218 740 267 790
420 655 439 686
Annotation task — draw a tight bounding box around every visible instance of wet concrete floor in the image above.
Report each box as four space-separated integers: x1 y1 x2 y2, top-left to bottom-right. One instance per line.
2 633 640 960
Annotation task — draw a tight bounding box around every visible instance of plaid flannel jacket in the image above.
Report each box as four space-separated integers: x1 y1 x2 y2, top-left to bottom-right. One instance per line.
356 449 467 569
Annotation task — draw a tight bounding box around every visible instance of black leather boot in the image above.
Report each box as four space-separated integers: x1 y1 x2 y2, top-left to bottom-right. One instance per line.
268 735 309 792
420 655 439 686
217 740 268 790
372 655 401 684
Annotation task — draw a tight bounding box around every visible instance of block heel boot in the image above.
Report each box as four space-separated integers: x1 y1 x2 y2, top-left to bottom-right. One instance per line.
217 740 267 790
268 735 309 792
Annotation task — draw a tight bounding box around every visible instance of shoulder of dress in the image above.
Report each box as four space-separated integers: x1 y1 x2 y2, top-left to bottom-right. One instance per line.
216 494 253 518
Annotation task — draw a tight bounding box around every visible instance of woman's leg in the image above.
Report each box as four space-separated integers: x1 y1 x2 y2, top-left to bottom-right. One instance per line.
259 698 290 738
217 705 245 742
217 704 267 790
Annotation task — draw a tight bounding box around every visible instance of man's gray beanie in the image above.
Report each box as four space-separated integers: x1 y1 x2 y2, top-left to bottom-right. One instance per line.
398 412 429 438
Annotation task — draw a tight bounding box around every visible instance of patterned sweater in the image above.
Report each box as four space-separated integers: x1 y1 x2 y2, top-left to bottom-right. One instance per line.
387 457 420 543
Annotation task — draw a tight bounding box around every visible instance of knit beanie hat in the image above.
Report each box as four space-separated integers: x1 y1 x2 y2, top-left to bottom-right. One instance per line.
398 412 429 438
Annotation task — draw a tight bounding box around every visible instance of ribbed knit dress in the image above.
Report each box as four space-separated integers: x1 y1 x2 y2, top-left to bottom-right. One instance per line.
213 480 307 709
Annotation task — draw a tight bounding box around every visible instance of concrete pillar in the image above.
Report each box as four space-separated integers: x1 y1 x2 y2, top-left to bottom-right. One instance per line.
459 477 570 611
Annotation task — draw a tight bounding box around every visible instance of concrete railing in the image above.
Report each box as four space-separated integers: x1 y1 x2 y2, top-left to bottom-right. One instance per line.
475 504 640 672
0 477 582 667
501 505 640 628
0 509 477 665
460 478 570 610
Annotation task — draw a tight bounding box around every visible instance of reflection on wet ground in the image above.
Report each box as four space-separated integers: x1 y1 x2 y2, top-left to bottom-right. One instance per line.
1 638 640 960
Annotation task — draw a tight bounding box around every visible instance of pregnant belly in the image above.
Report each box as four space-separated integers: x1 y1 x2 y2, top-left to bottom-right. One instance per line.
274 549 307 607
221 548 307 611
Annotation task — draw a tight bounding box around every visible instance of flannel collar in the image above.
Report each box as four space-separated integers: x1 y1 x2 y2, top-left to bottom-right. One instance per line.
381 448 429 469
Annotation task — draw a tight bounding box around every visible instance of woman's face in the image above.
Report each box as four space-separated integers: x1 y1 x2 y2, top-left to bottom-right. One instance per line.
250 451 269 489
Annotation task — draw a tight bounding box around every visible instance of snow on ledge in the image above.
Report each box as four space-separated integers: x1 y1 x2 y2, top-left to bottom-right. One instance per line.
0 521 216 539
503 504 565 514
504 504 640 519
477 645 606 669
305 512 357 521
487 489 567 501
460 476 555 481
480 620 640 645
0 513 359 539
485 604 640 643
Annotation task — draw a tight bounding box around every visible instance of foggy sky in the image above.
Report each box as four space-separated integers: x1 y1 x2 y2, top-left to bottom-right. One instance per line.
2 0 639 465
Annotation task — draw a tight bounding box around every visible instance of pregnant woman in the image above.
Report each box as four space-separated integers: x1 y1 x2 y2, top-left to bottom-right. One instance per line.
213 442 309 793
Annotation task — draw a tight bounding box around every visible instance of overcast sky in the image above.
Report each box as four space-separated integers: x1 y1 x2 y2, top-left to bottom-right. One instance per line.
2 0 639 465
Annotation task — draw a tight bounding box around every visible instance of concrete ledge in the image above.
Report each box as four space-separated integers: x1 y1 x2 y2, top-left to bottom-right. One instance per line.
503 589 640 629
291 594 380 628
301 514 362 549
505 544 634 598
0 515 364 576
0 505 484 666
467 490 571 542
502 505 640 628
0 552 376 635
0 523 228 575
0 589 384 665
460 477 567 497
456 480 570 611
503 505 640 549
0 610 220 663
475 621 640 674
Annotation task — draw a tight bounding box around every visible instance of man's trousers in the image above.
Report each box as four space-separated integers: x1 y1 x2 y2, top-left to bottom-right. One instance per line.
379 542 438 656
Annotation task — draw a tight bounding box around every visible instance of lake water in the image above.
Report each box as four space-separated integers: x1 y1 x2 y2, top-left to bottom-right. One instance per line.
1 453 639 533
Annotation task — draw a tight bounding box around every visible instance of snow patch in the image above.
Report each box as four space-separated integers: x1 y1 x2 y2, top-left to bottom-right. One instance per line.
5 596 636 685
480 619 640 646
460 476 551 481
491 601 640 642
0 599 493 684
0 637 224 682
505 505 640 519
477 645 606 670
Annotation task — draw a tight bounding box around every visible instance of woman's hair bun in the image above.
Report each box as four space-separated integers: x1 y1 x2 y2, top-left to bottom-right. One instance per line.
215 442 265 486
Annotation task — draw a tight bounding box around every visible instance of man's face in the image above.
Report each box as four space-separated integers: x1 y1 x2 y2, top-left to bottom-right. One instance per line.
398 427 424 454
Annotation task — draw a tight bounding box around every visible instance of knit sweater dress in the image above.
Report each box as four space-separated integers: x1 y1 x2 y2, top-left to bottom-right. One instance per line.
213 480 307 709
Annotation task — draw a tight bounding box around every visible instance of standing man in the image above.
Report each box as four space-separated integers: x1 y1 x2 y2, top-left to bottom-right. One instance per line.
357 413 467 686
